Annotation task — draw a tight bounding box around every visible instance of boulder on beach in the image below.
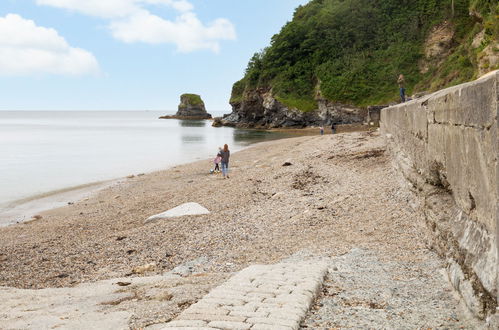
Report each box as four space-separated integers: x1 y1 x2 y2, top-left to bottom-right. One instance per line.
159 94 212 120
145 202 210 223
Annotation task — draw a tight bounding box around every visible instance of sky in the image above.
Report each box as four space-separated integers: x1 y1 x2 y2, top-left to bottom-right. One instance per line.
0 0 309 112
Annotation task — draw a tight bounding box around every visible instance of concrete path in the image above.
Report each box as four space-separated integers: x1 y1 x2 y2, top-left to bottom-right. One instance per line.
159 261 328 330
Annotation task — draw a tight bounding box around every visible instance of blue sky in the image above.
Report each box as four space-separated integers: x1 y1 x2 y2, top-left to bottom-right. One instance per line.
0 0 309 112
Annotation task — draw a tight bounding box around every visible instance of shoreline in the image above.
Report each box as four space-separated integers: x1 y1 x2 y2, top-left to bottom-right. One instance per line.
0 131 314 227
0 180 119 227
0 122 368 226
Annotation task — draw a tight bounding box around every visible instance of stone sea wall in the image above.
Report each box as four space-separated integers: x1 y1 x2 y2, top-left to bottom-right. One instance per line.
381 70 498 325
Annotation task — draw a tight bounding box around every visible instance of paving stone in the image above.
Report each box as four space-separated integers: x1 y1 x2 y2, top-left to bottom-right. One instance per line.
182 307 229 316
245 292 275 300
227 305 257 313
229 310 270 318
207 321 252 330
246 317 297 328
177 313 247 323
163 261 327 330
201 297 247 306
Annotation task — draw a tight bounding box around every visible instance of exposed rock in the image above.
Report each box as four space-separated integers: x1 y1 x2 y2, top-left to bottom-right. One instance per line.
477 43 499 76
471 29 485 49
211 117 223 127
366 105 387 126
160 94 212 120
171 257 209 277
132 263 156 274
217 88 365 128
420 21 455 74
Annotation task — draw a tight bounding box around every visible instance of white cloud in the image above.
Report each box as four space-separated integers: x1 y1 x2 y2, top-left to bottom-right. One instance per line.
110 11 236 53
36 0 194 18
0 14 99 75
36 0 236 53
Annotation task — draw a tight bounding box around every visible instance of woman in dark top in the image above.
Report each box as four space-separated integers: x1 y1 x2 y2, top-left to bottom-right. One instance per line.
220 144 230 178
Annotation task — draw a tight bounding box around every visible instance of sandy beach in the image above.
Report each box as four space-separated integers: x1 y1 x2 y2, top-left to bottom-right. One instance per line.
0 131 481 329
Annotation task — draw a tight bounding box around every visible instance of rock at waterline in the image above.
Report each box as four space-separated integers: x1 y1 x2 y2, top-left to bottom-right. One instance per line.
159 94 212 120
145 202 210 223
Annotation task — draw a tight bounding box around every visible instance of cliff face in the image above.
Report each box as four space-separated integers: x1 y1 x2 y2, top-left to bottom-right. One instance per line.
219 89 366 128
223 0 498 128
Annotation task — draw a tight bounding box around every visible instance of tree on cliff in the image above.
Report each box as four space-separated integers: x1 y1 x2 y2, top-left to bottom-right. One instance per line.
231 0 498 110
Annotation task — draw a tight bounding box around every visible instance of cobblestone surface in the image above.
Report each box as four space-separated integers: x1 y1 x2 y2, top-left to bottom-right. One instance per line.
158 262 328 330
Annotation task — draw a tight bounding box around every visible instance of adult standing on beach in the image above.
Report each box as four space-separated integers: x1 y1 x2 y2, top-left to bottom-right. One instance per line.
220 144 230 179
398 74 406 103
331 122 336 134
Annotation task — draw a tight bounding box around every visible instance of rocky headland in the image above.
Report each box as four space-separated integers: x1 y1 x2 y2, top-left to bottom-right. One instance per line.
160 94 212 120
213 88 366 128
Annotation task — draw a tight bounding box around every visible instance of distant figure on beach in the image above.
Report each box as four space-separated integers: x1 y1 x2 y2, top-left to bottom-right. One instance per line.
398 74 406 103
319 126 324 135
213 147 222 173
220 144 230 179
331 122 337 134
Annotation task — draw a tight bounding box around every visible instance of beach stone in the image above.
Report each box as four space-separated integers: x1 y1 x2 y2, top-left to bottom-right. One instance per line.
161 261 327 329
145 203 210 223
172 257 209 277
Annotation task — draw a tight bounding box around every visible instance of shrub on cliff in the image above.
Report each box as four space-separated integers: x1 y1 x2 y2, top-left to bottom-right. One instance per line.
180 94 205 108
232 0 498 109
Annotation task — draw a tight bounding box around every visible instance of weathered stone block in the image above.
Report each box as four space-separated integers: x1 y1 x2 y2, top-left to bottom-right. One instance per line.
431 71 497 127
207 320 251 330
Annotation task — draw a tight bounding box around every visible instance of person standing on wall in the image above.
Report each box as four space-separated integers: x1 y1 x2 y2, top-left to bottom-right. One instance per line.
398 74 406 103
220 144 230 179
331 122 336 134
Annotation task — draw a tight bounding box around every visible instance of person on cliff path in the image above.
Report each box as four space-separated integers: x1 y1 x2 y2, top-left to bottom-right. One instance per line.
220 144 230 179
331 122 337 134
213 147 222 173
319 126 324 135
398 74 406 103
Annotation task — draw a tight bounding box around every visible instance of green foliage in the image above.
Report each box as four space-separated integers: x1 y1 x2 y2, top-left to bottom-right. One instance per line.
232 0 498 110
275 95 317 112
230 79 246 103
180 93 204 107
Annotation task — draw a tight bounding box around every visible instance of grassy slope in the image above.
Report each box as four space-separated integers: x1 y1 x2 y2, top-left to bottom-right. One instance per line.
231 0 498 110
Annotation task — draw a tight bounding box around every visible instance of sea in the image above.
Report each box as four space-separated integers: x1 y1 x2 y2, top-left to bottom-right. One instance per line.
0 111 295 221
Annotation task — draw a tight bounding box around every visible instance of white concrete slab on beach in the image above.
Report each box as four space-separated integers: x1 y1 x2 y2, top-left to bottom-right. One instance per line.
145 202 210 223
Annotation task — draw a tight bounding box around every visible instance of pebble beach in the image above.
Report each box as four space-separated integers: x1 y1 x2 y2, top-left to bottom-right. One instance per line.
0 131 482 329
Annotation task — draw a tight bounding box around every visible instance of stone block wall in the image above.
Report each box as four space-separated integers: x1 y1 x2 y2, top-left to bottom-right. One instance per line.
381 70 498 325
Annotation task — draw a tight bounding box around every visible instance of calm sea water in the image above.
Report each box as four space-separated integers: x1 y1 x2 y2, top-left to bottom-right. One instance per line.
0 111 292 210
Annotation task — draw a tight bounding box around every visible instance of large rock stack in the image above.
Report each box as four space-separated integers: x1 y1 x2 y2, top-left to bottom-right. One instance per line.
160 94 212 120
